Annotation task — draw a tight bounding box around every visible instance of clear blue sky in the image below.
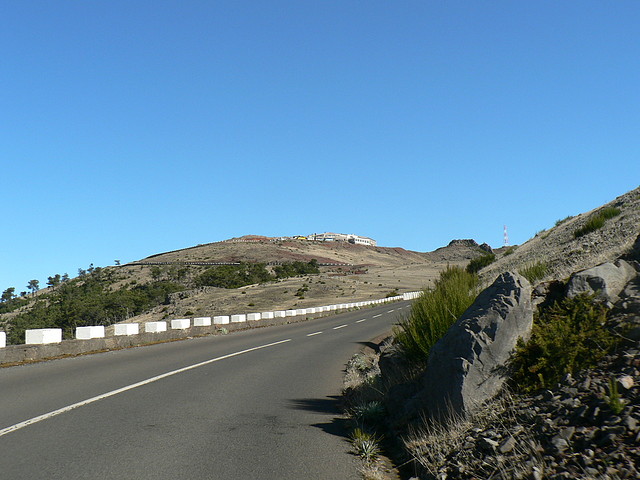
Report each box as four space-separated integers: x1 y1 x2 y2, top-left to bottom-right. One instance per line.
2 1 639 293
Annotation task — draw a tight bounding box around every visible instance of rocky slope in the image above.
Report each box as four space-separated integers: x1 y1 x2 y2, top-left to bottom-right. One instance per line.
482 186 640 285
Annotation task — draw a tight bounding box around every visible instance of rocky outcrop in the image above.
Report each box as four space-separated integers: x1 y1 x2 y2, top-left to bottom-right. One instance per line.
416 272 533 420
566 259 638 303
421 346 640 480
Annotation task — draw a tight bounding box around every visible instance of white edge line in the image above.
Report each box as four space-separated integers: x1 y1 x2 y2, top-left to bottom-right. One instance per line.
333 325 348 330
387 310 395 313
355 319 366 323
0 338 292 438
306 331 323 337
372 314 382 318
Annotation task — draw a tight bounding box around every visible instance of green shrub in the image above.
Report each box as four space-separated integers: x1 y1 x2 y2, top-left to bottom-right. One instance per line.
350 428 381 462
574 207 621 238
518 261 548 284
510 294 617 392
466 253 496 274
394 266 480 362
605 378 625 415
555 215 574 226
503 246 516 256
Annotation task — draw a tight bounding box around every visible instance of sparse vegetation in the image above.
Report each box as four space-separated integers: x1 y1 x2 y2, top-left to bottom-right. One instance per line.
574 206 621 238
518 261 548 284
465 253 496 273
393 266 480 362
510 294 617 392
555 215 574 226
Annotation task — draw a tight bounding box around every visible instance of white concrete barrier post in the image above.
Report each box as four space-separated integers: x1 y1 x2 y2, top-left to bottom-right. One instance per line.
75 326 105 340
247 313 261 321
295 309 307 316
171 319 190 330
145 321 167 333
0 331 6 348
25 328 62 345
194 317 212 327
114 323 139 336
261 312 274 319
274 311 286 318
231 314 246 323
213 316 230 325
285 310 296 317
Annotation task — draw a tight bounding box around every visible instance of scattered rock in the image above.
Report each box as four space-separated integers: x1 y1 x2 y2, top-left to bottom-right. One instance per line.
566 259 638 303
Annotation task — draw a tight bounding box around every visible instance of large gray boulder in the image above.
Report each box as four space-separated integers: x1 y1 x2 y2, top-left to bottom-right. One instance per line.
566 259 638 303
416 272 533 420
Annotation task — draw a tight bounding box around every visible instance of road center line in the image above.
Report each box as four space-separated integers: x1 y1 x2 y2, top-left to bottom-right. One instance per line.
387 310 395 313
355 319 366 323
333 325 348 330
306 331 323 337
372 314 382 318
0 338 292 438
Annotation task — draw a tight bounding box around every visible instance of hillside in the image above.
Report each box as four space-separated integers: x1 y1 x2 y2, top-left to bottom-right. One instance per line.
0 236 490 343
481 186 640 284
118 238 489 328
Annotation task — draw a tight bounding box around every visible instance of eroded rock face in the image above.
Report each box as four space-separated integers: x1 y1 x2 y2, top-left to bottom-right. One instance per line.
417 272 533 420
566 259 638 303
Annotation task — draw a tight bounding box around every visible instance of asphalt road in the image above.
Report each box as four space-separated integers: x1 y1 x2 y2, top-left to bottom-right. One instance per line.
0 301 411 480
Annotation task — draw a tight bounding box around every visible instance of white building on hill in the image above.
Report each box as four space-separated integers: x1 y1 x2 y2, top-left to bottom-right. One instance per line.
308 232 377 246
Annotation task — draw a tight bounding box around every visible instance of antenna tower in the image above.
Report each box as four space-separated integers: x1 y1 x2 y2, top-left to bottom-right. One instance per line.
503 225 509 247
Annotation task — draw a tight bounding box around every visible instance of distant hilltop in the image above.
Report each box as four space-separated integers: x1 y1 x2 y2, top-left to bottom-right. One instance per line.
224 232 377 247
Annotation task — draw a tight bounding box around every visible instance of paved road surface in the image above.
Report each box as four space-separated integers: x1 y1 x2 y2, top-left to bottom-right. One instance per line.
0 302 411 479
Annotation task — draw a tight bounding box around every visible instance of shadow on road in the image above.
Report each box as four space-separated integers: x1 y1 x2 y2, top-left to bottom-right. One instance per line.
288 396 350 439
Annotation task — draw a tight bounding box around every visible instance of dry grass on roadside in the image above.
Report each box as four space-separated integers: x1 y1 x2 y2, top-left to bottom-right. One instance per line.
404 392 543 480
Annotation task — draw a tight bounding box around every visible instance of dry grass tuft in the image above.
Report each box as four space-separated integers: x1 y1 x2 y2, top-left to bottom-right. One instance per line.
405 392 544 479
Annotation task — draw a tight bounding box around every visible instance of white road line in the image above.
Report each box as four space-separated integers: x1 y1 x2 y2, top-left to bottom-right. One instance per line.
387 310 395 313
372 314 382 318
333 325 348 330
0 338 292 438
355 319 366 323
306 331 323 337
